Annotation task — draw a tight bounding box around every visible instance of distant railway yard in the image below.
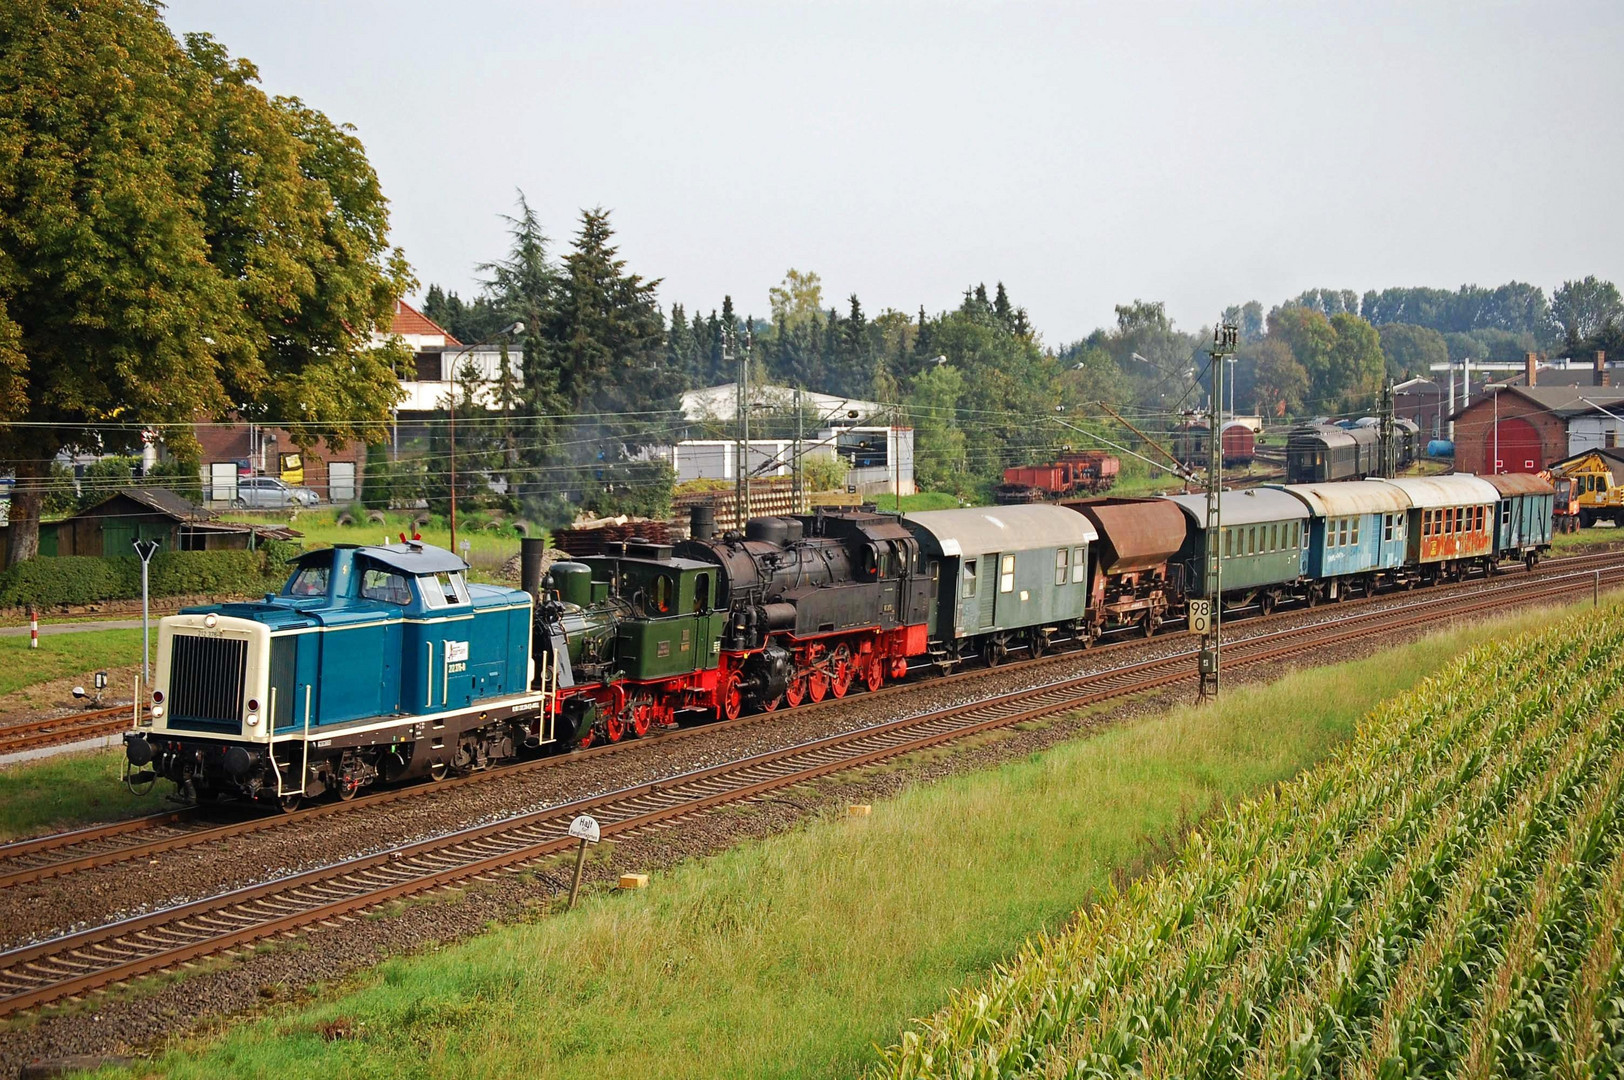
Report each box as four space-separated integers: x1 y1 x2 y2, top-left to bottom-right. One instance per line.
0 548 1620 1075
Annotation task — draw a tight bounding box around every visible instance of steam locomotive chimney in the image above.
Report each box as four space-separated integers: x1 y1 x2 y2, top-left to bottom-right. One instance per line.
1525 352 1537 387
1596 350 1608 388
520 536 547 598
689 504 715 542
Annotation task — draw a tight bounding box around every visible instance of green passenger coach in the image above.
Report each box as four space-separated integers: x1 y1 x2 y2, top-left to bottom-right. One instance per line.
902 503 1099 665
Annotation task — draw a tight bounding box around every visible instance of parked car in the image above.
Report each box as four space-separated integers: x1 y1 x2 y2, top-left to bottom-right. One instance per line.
232 476 319 508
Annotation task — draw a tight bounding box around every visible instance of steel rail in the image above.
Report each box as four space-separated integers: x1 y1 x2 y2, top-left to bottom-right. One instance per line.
0 561 1612 1017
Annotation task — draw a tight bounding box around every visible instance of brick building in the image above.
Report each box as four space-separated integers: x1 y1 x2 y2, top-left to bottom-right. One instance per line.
192 425 366 506
1450 353 1624 475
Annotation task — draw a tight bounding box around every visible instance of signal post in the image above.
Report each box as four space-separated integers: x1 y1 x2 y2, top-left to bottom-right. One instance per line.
1198 321 1239 700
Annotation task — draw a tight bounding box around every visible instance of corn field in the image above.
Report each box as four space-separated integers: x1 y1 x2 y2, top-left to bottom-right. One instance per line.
874 603 1624 1080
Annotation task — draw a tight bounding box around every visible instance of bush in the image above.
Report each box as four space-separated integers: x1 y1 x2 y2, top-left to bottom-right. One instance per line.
145 460 203 503
0 549 289 608
77 455 139 510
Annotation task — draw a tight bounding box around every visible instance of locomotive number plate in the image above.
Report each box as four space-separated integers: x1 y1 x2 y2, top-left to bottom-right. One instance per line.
657 641 672 658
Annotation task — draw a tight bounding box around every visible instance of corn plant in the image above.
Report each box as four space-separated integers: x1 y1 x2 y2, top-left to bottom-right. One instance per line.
873 609 1624 1080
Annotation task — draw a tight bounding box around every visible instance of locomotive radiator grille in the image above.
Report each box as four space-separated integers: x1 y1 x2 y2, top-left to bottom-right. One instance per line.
167 635 248 732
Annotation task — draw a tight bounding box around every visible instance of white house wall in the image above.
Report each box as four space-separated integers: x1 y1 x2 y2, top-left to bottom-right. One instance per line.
1569 416 1624 455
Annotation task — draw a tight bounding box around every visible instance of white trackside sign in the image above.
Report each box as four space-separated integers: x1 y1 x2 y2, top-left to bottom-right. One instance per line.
1188 598 1212 635
568 815 601 844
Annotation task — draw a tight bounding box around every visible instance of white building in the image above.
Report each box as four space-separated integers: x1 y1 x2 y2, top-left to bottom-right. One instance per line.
375 300 516 414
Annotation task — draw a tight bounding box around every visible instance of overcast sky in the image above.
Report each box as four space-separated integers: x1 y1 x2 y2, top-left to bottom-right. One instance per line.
163 0 1624 344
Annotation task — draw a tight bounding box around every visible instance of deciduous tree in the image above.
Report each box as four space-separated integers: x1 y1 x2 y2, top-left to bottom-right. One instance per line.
0 2 409 563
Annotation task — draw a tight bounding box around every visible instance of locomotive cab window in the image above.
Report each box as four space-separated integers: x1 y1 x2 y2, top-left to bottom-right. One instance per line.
285 564 330 598
360 567 411 605
418 570 470 609
999 554 1015 594
654 574 672 613
692 573 711 613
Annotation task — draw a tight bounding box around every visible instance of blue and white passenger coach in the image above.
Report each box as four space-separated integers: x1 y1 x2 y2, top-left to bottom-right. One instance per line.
124 542 541 809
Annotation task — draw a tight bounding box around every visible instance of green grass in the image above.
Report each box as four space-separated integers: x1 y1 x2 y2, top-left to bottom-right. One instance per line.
1550 523 1624 554
0 748 150 841
103 604 1573 1080
0 628 146 697
219 509 532 574
868 491 963 512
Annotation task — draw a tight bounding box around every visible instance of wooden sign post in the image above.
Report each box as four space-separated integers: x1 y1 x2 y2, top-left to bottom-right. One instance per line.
566 815 601 910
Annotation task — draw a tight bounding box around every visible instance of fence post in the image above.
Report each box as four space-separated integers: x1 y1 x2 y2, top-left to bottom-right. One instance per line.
26 603 37 650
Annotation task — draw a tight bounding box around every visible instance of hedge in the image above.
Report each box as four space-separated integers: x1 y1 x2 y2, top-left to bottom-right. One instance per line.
0 549 292 608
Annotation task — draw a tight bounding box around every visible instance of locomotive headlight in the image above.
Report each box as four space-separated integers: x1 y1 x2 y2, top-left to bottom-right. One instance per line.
150 704 165 719
245 712 260 727
204 613 218 629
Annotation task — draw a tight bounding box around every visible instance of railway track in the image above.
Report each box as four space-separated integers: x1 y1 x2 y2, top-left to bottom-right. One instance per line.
1 548 1618 895
2 547 1616 894
0 559 1616 1017
0 706 138 758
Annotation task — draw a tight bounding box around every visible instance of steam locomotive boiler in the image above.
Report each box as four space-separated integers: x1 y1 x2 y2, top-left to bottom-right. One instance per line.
675 509 934 710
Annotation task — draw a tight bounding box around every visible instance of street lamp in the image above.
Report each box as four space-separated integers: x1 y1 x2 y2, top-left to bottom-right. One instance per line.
448 321 524 556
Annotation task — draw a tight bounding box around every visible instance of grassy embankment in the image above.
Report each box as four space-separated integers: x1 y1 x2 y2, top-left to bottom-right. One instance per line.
219 510 534 579
92 601 1591 1080
0 629 153 840
0 629 145 699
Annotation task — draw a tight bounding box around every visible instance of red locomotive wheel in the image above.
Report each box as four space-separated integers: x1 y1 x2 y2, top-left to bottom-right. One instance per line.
784 677 808 707
760 694 784 712
720 674 743 721
628 696 654 738
864 657 884 693
603 712 625 743
807 669 829 702
830 646 854 698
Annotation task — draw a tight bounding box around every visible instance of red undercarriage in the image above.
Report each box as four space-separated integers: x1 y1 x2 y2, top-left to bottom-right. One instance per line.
552 623 929 748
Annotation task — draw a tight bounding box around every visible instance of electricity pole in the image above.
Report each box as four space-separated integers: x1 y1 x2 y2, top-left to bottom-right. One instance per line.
793 387 804 513
1199 321 1239 701
1380 379 1397 477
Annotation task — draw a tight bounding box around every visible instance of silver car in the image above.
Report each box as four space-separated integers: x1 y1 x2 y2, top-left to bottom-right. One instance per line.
232 476 319 508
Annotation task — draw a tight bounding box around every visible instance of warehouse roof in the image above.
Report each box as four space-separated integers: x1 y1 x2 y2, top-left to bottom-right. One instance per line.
904 504 1097 559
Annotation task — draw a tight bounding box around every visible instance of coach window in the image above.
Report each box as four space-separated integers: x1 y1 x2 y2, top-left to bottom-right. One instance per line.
1223 529 1232 559
1072 546 1087 583
1352 518 1360 545
1270 523 1279 551
1384 514 1394 542
999 554 1016 594
1055 547 1069 586
962 560 978 599
1501 502 1512 527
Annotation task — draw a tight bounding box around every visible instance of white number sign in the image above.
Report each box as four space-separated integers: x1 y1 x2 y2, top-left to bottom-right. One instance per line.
1188 598 1212 635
